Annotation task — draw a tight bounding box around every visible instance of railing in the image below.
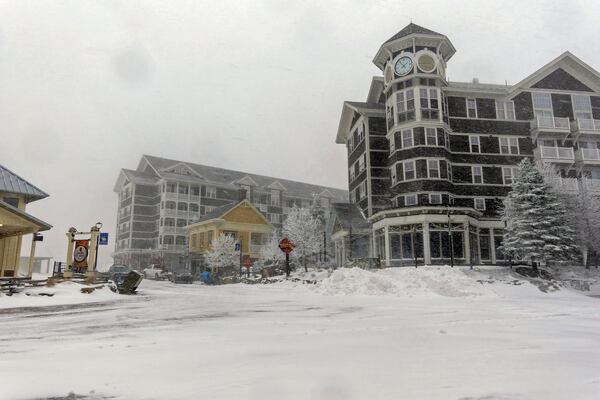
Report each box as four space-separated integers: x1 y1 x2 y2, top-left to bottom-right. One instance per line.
162 209 190 218
161 226 186 234
539 146 574 160
532 115 570 130
573 118 600 132
584 178 600 192
160 244 187 252
580 148 600 161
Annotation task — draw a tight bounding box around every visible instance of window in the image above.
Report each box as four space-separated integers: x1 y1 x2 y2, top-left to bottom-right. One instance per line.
359 181 367 199
396 89 415 122
207 231 213 245
166 182 177 193
178 184 189 194
358 153 366 172
447 163 453 181
429 193 442 204
270 189 281 206
349 166 355 181
356 124 365 143
391 167 397 185
472 166 483 184
572 94 592 120
428 160 439 178
420 88 439 119
426 128 437 145
495 101 515 120
404 160 416 180
205 186 216 198
499 137 519 154
467 98 477 118
532 92 553 117
420 88 439 109
474 198 486 211
402 129 413 148
389 136 395 153
405 194 417 206
470 136 480 153
502 167 518 185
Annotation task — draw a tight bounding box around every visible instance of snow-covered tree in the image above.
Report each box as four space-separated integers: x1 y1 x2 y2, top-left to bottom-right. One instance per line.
501 158 578 269
539 162 600 267
254 232 284 272
205 234 238 274
282 206 322 271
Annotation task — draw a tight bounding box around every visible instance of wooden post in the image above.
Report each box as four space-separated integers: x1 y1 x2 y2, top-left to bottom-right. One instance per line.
27 233 37 278
64 228 77 278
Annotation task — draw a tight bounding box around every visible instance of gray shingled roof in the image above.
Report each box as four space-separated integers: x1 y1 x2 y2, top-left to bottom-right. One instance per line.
143 155 348 201
193 201 237 224
122 169 161 185
384 23 443 44
0 164 48 202
330 202 371 231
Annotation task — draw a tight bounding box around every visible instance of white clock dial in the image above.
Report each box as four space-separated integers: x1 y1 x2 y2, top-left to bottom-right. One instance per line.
394 56 413 76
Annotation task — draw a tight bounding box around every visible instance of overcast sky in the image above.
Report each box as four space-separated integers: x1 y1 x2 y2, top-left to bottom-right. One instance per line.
2 0 599 263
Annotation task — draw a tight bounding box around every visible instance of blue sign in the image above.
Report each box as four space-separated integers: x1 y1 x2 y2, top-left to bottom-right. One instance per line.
99 232 109 245
235 243 241 251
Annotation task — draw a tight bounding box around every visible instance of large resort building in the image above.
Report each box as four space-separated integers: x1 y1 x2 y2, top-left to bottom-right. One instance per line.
334 23 600 267
113 155 347 269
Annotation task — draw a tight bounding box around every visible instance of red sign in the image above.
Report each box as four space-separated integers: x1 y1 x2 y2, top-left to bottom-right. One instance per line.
244 258 253 268
278 237 295 254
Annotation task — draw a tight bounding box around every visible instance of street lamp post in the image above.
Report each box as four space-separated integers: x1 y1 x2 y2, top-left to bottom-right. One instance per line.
446 205 454 268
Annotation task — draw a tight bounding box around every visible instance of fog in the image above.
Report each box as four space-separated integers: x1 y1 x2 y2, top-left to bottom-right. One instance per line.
1 0 598 264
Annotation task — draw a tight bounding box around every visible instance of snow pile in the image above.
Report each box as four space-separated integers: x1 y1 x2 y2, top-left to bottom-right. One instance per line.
0 281 119 309
314 267 492 298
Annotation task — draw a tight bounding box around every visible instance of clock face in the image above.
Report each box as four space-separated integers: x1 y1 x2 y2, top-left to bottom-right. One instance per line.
394 56 413 76
418 54 436 73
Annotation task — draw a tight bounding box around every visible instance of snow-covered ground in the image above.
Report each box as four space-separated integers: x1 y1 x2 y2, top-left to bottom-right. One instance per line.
1 266 600 400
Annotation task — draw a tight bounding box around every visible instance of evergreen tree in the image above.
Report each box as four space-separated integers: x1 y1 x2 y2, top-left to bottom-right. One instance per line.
539 162 600 267
501 158 578 269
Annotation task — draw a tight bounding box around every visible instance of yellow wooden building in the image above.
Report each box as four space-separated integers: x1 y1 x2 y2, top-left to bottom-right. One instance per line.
0 164 51 277
186 199 273 270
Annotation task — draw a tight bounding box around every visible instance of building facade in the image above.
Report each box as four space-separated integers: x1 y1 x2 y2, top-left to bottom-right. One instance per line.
113 155 347 269
0 164 51 277
187 199 273 274
336 23 600 266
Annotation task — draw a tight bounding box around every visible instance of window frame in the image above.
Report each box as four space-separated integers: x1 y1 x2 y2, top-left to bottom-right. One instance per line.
470 135 480 153
405 194 418 206
499 137 519 155
427 159 440 179
495 100 516 120
474 197 486 211
472 165 483 184
467 98 477 118
402 129 414 149
404 160 416 181
429 193 442 204
426 128 438 146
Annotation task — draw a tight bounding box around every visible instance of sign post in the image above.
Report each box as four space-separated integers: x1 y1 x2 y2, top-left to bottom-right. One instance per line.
278 237 295 278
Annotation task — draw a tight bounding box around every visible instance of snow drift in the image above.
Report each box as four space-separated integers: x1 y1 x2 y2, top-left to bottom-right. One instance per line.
314 267 493 298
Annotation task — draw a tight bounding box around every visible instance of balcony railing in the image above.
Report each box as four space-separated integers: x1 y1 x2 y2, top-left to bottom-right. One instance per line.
538 146 574 161
531 115 570 130
584 178 600 192
160 244 187 252
579 148 600 161
161 226 186 234
572 118 600 132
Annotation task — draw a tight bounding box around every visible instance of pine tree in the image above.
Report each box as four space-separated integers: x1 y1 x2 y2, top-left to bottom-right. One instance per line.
282 206 321 272
501 158 578 269
539 162 600 267
205 234 239 275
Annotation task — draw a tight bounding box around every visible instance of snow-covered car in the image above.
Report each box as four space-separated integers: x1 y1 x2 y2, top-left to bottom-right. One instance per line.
143 265 166 280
